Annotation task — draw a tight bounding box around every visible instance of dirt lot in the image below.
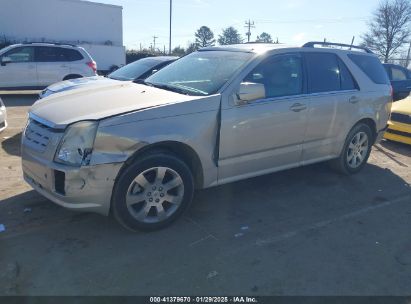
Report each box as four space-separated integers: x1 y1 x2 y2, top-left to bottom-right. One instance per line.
1 94 411 296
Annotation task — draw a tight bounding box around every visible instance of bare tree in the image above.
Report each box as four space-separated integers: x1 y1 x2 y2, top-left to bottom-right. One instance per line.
362 0 411 63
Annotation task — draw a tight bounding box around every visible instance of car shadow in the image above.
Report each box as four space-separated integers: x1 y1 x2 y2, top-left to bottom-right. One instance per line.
0 94 39 107
1 132 21 156
379 139 411 157
1 161 410 239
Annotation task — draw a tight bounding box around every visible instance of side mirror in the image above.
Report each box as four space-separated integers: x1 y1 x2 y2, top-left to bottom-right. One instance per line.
235 82 266 105
1 57 12 66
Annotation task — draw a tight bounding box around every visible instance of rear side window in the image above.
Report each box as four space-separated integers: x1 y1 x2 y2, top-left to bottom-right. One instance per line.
338 58 358 90
60 48 83 61
305 53 340 93
391 66 407 81
348 54 389 85
35 47 83 62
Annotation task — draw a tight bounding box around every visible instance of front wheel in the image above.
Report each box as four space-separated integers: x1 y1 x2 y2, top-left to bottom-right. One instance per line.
330 123 373 175
112 152 194 231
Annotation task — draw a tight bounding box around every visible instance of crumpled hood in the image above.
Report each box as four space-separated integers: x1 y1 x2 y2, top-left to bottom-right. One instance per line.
31 82 202 128
44 76 120 94
391 97 411 114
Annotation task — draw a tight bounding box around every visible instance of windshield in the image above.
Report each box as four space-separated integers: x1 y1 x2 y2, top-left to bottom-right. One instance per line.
145 51 253 96
108 58 166 81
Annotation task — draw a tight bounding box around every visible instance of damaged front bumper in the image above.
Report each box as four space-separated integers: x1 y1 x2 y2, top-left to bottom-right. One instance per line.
22 148 122 216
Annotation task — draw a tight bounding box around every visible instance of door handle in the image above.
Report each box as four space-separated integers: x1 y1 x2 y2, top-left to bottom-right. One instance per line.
290 103 307 112
349 96 360 104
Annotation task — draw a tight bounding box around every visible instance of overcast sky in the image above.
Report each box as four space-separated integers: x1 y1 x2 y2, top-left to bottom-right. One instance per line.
96 0 380 51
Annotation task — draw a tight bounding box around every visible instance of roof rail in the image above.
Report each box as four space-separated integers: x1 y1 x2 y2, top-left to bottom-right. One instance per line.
302 41 373 54
24 42 77 47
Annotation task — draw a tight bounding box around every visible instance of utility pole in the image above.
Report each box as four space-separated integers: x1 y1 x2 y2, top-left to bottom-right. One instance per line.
153 35 158 53
169 0 172 54
244 19 255 43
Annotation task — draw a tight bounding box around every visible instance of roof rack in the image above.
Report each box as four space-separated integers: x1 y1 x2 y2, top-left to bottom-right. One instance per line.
302 41 373 54
24 42 77 47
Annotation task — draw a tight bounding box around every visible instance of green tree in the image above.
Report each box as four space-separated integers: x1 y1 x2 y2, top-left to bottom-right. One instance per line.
172 46 186 57
256 32 273 43
362 0 411 62
195 26 215 48
218 27 243 45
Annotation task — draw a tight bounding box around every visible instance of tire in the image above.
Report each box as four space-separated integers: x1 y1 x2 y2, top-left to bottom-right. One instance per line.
330 123 373 175
112 152 194 231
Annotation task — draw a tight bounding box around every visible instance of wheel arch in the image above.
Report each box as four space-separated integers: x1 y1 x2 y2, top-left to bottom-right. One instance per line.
355 117 377 142
121 141 204 189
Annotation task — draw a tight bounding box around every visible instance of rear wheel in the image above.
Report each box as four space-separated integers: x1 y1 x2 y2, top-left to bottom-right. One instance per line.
330 123 373 175
112 152 194 231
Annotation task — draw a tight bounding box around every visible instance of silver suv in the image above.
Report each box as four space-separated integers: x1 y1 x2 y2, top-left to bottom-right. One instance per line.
21 42 392 231
0 43 97 90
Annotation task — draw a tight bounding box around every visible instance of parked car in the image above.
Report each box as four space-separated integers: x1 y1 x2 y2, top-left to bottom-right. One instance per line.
384 97 411 145
21 42 391 231
39 56 178 98
0 42 97 90
383 63 411 101
0 97 7 132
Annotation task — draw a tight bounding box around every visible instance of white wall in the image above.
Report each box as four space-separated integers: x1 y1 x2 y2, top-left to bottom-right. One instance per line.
80 44 126 70
0 0 123 46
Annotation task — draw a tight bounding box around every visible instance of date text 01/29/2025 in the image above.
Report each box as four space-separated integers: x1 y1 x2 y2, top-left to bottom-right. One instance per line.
149 296 258 303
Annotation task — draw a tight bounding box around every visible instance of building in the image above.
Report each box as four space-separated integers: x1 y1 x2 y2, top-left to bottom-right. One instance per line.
0 0 126 71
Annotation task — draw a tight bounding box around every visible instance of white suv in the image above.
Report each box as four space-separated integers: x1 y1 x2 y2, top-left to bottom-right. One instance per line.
0 43 97 90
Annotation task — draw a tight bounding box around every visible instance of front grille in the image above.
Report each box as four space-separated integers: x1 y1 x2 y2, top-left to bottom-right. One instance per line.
391 113 411 124
24 119 54 153
386 129 411 138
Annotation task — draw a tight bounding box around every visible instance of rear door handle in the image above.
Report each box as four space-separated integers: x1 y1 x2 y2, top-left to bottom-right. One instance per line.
290 103 307 112
349 96 360 104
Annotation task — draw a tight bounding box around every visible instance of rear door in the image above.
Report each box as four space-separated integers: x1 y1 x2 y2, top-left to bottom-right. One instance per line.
0 46 37 88
301 52 360 163
218 53 309 182
35 46 70 87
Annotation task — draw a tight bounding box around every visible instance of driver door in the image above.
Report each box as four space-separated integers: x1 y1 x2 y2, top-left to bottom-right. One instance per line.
0 46 38 89
218 53 309 183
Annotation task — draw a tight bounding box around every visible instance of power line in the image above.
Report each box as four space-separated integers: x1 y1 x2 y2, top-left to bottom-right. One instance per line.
245 19 255 43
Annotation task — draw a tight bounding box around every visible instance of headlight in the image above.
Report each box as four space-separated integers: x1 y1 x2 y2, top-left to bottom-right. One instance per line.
54 121 98 166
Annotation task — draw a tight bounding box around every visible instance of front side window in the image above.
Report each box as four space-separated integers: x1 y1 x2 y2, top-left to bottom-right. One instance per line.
244 54 303 99
4 47 34 62
391 67 407 81
146 51 253 96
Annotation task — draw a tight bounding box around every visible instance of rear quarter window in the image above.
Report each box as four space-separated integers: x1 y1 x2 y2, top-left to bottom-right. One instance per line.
348 54 389 85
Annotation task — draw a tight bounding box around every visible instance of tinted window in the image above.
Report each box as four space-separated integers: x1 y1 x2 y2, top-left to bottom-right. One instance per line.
35 47 82 62
59 48 83 61
391 67 407 81
244 54 303 98
36 47 59 62
348 54 390 85
109 58 168 81
305 53 340 93
338 58 358 90
4 47 34 62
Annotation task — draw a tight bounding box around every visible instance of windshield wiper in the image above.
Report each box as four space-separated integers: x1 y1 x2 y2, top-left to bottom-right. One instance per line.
143 82 191 95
